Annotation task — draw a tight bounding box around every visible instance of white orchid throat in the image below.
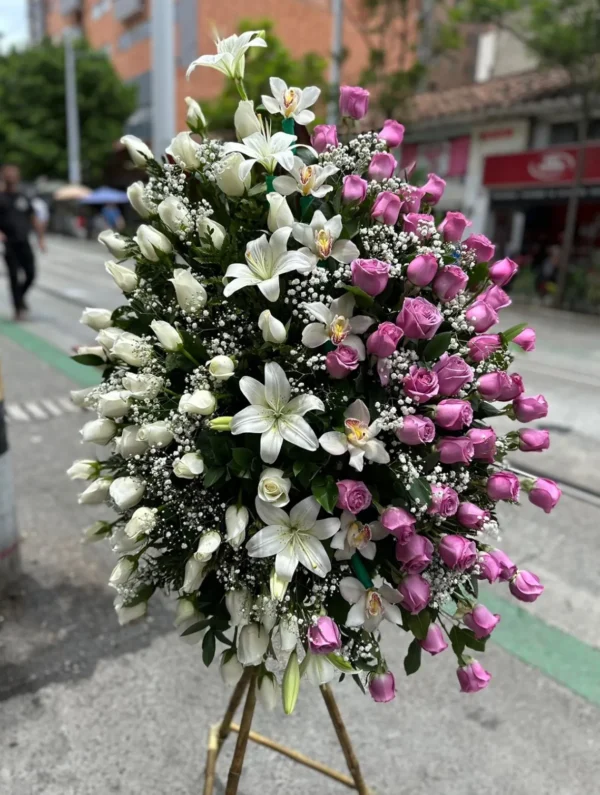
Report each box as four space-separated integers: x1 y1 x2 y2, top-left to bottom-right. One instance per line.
262 77 321 124
301 293 373 359
319 399 390 472
292 210 359 268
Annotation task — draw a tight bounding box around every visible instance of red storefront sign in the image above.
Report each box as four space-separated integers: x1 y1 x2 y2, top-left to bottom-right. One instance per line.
483 144 600 187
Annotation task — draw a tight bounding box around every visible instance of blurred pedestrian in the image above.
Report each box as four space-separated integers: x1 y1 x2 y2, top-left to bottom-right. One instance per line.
101 203 125 231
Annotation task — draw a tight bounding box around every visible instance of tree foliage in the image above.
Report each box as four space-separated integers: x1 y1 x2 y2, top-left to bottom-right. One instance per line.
0 38 137 184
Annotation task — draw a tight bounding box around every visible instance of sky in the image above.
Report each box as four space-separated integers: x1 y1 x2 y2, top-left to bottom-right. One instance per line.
0 0 28 52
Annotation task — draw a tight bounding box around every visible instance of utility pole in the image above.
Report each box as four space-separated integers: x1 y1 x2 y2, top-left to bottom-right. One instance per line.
151 0 176 156
64 33 82 185
327 0 344 125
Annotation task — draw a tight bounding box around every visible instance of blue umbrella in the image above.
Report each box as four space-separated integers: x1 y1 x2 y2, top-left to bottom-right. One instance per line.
80 186 129 204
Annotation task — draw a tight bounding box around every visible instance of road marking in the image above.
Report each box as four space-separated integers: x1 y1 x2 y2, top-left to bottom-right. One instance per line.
24 401 47 420
58 395 81 413
41 398 63 417
5 403 29 422
4 395 87 423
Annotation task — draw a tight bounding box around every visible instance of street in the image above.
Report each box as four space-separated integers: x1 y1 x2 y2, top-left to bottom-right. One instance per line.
1 236 600 795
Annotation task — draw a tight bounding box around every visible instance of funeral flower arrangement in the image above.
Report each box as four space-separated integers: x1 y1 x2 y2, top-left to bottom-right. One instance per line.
70 30 561 710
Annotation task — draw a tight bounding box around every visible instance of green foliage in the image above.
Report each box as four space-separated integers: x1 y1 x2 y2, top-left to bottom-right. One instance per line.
403 638 422 675
0 37 137 183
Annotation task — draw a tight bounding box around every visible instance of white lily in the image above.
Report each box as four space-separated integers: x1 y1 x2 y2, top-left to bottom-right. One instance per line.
231 362 324 463
223 227 313 302
319 399 390 472
247 495 339 579
262 77 321 124
186 30 267 80
339 576 403 631
301 293 373 358
330 511 388 561
273 157 338 199
303 653 336 686
292 211 359 268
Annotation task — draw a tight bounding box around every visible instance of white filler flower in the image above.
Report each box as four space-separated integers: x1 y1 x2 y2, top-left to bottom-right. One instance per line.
301 293 373 358
319 399 390 472
273 157 338 199
186 30 267 80
339 576 403 631
292 211 359 268
262 77 321 124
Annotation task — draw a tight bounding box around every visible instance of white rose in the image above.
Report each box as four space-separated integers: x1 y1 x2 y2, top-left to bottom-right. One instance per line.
182 556 207 593
173 452 205 479
121 134 154 167
197 217 225 250
98 229 130 258
185 96 206 129
220 651 244 686
237 623 269 667
114 425 148 458
67 459 97 480
257 673 279 711
207 355 235 381
169 268 207 314
111 526 144 554
114 595 147 625
80 418 117 445
158 195 192 233
109 476 145 511
266 193 294 232
136 420 173 448
261 598 277 632
70 386 95 408
178 389 216 416
122 373 163 399
234 99 262 139
97 390 131 419
166 131 201 169
216 152 251 197
124 506 157 538
105 260 138 293
78 477 112 505
225 588 252 627
150 319 183 352
257 467 291 507
174 597 205 644
134 224 173 261
112 332 152 367
225 505 249 548
258 309 287 344
278 614 299 651
96 327 125 352
127 181 153 218
75 345 107 361
81 520 110 544
193 530 221 562
109 557 136 587
80 307 113 331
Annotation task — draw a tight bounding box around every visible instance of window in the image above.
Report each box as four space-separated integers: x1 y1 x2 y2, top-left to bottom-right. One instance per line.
550 120 600 145
400 137 471 178
118 20 150 50
91 0 111 20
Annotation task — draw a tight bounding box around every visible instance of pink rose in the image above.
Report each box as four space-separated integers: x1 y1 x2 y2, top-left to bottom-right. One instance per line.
464 233 495 262
437 437 474 464
509 570 544 602
457 661 491 693
371 191 402 225
402 185 424 213
432 353 474 395
308 616 342 654
465 301 499 333
457 502 490 531
438 535 477 571
311 124 339 154
512 394 548 422
464 604 500 639
428 485 459 517
528 477 561 513
419 624 448 655
368 671 396 702
518 429 550 452
336 479 372 513
406 253 439 286
398 573 430 614
351 258 390 296
421 173 446 205
396 415 436 445
396 534 433 573
496 373 524 401
513 327 536 351
439 211 471 242
432 265 468 302
481 284 511 310
377 357 392 386
397 297 443 340
434 399 473 431
467 427 497 463
378 119 405 147
381 506 416 543
477 552 500 583
339 85 369 120
489 549 517 581
477 371 513 401
487 471 520 501
325 345 359 379
468 334 501 362
368 152 397 181
367 322 403 357
404 212 434 238
403 365 439 404
342 174 368 204
489 257 518 286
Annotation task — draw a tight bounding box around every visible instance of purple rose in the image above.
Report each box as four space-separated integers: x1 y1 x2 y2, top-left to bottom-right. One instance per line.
381 506 415 543
398 574 430 614
509 570 544 602
368 671 396 702
397 297 443 340
368 152 397 181
512 394 548 422
513 327 536 351
518 429 550 452
438 535 477 571
468 334 502 362
438 211 471 242
477 372 513 401
433 353 474 395
311 124 339 154
351 258 390 296
437 437 474 465
336 479 372 513
339 85 369 120
325 345 359 379
457 661 491 693
489 549 517 581
477 552 500 583
467 427 497 463
342 174 368 204
434 399 473 431
367 322 403 357
496 373 524 401
464 233 495 262
404 212 434 238
487 471 520 501
489 257 518 286
421 172 446 205
403 185 424 213
396 534 433 573
465 301 499 333
528 477 561 514
481 284 511 310
464 604 500 639
378 119 405 147
307 616 342 654
396 415 435 446
371 191 402 225
403 365 439 404
428 485 459 517
419 624 448 655
457 502 490 531
406 253 439 286
432 265 468 302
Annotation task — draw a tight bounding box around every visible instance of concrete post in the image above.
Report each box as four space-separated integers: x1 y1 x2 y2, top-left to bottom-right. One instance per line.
64 33 82 185
327 0 344 125
151 0 176 157
0 363 20 593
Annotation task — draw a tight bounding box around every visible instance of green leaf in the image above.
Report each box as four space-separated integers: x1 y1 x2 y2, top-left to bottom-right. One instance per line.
352 673 366 694
501 323 527 343
293 460 306 477
209 436 232 465
213 630 233 646
422 331 453 363
408 477 432 507
407 609 431 641
180 618 212 637
449 625 466 658
478 401 503 418
462 628 487 652
203 466 226 487
202 629 216 666
403 639 422 676
311 475 338 513
72 353 105 366
231 447 254 469
467 261 489 289
341 284 374 309
326 653 356 673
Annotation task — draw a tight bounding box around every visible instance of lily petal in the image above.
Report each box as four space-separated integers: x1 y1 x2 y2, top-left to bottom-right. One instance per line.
312 517 341 540
264 362 291 410
289 496 321 530
260 425 284 464
231 405 274 435
247 525 289 558
296 534 331 578
239 376 267 406
255 497 290 527
284 394 325 416
278 414 319 451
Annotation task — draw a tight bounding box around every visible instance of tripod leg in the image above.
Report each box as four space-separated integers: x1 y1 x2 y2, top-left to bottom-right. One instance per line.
218 668 252 748
225 667 259 795
320 684 370 795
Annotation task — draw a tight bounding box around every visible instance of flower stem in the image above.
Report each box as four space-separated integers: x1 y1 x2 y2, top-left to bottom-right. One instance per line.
234 78 248 101
350 554 373 589
181 348 200 367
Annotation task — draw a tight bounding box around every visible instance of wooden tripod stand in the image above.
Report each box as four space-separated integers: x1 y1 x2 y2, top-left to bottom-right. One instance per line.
203 667 372 795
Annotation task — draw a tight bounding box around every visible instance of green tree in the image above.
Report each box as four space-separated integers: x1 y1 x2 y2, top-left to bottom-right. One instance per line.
0 38 137 184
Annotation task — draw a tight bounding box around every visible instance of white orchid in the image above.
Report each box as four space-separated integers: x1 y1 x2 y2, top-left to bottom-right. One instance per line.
301 293 373 358
231 362 324 464
339 576 403 631
186 30 267 80
247 496 339 579
274 157 338 199
222 125 299 181
262 77 321 124
292 211 359 268
223 227 313 302
319 400 390 472
330 511 388 561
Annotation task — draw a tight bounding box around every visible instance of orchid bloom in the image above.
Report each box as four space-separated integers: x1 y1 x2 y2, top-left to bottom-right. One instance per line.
330 511 388 561
186 30 267 80
223 227 313 302
247 496 340 579
223 118 315 181
319 399 390 472
262 77 321 124
231 362 324 463
292 211 359 268
301 293 373 359
339 576 403 631
273 156 338 199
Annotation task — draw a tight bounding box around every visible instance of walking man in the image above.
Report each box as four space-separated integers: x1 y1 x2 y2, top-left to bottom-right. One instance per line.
0 164 46 321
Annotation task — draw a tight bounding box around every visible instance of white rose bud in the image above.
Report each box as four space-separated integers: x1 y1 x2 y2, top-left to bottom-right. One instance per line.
266 193 294 232
185 96 206 130
216 152 251 197
178 389 216 416
76 345 107 361
225 588 251 627
109 476 145 511
112 332 152 367
80 418 117 445
78 477 112 505
120 134 154 167
173 452 205 479
109 556 136 587
80 307 113 331
134 224 173 262
278 614 299 651
261 598 278 632
257 673 279 711
114 425 148 458
150 319 183 352
174 597 205 644
270 569 290 602
111 526 144 554
105 260 138 293
122 373 163 399
97 390 131 418
303 653 336 686
127 181 152 218
197 217 225 250
207 355 235 381
70 386 95 408
169 268 207 314
225 505 249 548
220 651 244 686
193 530 221 562
67 459 97 480
182 556 207 593
96 327 125 352
237 623 269 667
124 506 157 538
158 195 192 233
234 99 262 139
258 309 287 344
114 595 147 625
136 420 173 448
166 131 201 170
258 468 291 507
98 229 129 258
81 520 111 544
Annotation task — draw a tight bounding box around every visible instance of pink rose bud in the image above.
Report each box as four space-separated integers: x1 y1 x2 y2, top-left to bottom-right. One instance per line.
351 258 390 296
420 624 448 655
307 616 342 654
477 552 500 583
439 535 477 571
395 534 433 573
513 327 536 351
311 124 339 154
398 573 430 614
403 365 439 404
336 479 372 513
421 173 446 205
371 190 402 225
457 502 490 531
428 485 459 517
464 604 500 639
512 394 548 422
404 212 434 238
496 373 524 401
432 353 474 395
481 284 511 310
368 152 397 181
465 301 499 333
339 85 370 120
487 471 520 502
367 322 403 357
377 356 392 386
477 371 513 401
403 185 424 213
378 119 405 147
509 570 544 602
489 549 517 581
438 211 471 242
396 415 436 445
437 437 475 465
342 174 368 204
325 345 359 379
489 257 518 286
368 671 396 702
468 334 502 363
464 233 495 262
528 477 561 513
381 506 416 543
406 253 439 286
396 297 443 340
432 265 468 302
467 427 497 463
457 661 491 693
518 429 550 452
435 399 473 431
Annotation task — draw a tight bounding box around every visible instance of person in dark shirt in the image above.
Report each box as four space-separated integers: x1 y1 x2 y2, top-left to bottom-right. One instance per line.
0 164 46 320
